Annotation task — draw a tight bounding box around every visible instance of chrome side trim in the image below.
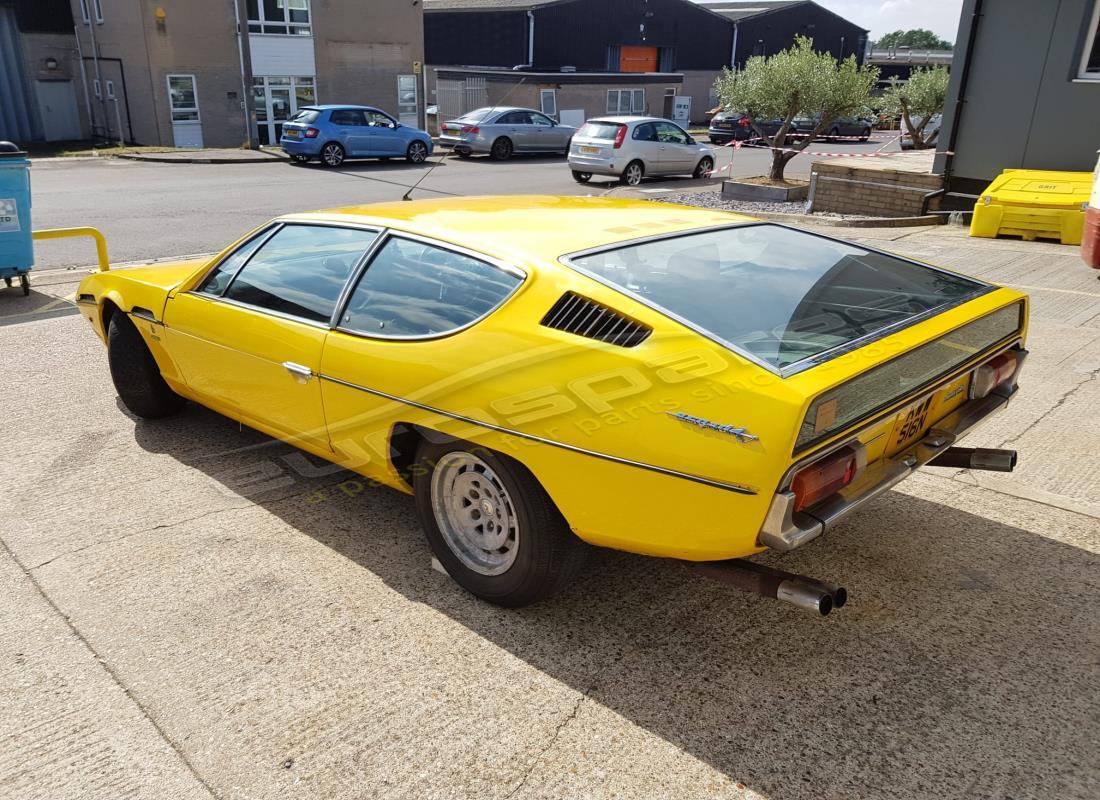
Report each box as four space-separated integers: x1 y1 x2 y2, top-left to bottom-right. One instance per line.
758 389 1012 551
319 373 757 495
177 292 332 330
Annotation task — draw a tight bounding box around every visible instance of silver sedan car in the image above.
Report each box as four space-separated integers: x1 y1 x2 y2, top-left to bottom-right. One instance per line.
568 116 715 186
439 106 577 160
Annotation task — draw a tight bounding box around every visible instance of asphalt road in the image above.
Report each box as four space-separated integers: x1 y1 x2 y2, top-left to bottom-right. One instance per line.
1 212 1098 799
27 133 901 269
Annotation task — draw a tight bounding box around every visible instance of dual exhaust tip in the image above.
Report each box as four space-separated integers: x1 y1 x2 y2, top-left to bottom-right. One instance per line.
690 559 847 616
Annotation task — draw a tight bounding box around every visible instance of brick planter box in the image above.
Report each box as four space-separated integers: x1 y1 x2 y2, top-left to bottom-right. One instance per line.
722 179 809 202
810 152 944 217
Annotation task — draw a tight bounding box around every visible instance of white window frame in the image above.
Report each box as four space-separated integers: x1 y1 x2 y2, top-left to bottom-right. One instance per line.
93 78 101 99
166 74 201 123
105 80 116 100
1078 1 1100 80
540 89 557 118
248 0 312 36
606 88 645 115
79 0 104 24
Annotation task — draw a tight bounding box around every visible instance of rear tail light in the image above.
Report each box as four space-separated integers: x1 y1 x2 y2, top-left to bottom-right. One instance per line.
738 117 751 127
970 350 1020 399
613 125 627 149
791 447 858 512
460 125 480 134
304 127 319 138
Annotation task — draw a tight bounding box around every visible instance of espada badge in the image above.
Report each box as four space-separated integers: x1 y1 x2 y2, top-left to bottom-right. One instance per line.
668 411 759 443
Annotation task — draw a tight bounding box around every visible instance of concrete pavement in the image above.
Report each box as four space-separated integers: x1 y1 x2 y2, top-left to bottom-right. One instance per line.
1 209 1098 798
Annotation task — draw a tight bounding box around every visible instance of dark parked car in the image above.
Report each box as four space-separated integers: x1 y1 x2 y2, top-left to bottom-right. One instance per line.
791 113 873 142
708 112 802 144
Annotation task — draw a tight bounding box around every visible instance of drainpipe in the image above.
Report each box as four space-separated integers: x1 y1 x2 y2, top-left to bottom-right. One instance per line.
232 0 255 149
85 14 104 140
73 25 94 139
527 11 534 67
730 23 738 70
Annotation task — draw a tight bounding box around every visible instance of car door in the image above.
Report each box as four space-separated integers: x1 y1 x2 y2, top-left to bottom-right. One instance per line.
364 109 403 156
329 109 370 155
318 234 525 487
496 110 533 151
162 223 379 452
629 122 663 173
654 121 695 173
527 111 562 151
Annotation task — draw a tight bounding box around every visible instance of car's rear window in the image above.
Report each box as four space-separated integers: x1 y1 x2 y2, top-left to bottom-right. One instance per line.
568 224 989 371
290 109 320 124
455 107 495 123
577 122 624 139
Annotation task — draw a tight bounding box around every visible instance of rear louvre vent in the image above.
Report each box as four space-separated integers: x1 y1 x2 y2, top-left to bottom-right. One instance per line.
540 291 651 347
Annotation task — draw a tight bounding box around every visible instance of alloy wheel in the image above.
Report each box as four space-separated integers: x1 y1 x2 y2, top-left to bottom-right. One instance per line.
322 143 345 167
408 141 428 163
430 452 520 576
622 162 643 186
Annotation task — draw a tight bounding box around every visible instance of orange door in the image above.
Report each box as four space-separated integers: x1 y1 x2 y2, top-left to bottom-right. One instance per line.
620 46 658 72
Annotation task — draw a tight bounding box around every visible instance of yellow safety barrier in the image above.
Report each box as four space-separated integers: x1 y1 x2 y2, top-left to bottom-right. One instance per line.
32 226 110 271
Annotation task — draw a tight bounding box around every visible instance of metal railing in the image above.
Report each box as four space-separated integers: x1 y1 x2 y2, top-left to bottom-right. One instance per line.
32 227 110 271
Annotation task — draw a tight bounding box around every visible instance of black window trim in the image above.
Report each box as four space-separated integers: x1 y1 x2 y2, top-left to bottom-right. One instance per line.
559 222 995 377
332 229 528 342
184 220 383 329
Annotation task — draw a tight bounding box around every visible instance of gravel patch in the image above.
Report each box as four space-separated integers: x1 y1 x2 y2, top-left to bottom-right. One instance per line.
653 191 885 221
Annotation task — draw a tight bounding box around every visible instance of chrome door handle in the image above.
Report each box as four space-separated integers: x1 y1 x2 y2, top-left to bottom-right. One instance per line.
282 361 313 384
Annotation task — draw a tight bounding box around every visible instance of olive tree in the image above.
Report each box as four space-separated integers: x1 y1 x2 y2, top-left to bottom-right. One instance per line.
880 66 950 149
713 36 879 181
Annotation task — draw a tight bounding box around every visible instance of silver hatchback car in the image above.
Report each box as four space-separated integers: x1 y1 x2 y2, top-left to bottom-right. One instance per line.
439 106 577 160
568 116 715 186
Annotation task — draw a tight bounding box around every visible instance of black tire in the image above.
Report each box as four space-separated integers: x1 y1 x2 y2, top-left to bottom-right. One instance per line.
828 127 840 143
406 140 429 164
107 313 185 419
571 170 592 184
320 142 345 168
456 149 472 159
693 156 714 179
620 160 644 186
413 437 586 607
20 274 29 296
490 137 513 161
3 276 11 287
859 127 871 142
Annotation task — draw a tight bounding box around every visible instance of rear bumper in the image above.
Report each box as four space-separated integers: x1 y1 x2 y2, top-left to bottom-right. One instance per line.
567 155 620 176
280 138 321 155
439 134 486 154
758 386 1016 552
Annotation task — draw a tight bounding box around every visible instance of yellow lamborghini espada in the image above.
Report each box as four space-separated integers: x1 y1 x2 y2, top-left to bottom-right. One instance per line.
76 196 1028 615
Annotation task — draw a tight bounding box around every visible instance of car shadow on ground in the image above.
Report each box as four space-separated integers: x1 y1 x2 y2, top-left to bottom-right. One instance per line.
132 405 1099 799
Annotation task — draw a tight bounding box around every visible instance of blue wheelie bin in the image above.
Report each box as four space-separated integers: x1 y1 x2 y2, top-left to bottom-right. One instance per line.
0 141 33 296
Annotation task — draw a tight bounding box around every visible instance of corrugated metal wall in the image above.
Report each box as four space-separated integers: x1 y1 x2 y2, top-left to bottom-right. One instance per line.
0 6 43 143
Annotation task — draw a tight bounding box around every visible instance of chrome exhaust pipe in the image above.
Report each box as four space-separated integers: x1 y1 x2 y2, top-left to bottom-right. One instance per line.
689 559 846 616
928 446 1017 472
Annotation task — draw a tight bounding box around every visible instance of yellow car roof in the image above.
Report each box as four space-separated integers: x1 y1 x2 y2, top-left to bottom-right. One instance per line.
283 195 755 264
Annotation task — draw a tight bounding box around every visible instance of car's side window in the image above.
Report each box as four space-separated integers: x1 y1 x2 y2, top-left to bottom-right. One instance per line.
632 122 657 141
497 111 524 125
656 122 689 144
340 237 522 338
365 111 395 128
529 112 553 126
196 228 274 296
330 109 364 126
223 225 378 323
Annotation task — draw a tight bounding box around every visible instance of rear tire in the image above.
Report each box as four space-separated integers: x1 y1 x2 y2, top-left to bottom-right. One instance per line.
490 137 513 161
620 160 644 186
413 438 586 607
107 313 185 419
693 156 714 179
859 127 871 142
320 142 345 168
571 170 592 184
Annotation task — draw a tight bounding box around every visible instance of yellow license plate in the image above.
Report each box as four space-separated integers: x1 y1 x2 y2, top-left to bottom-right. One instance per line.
284 129 299 137
886 374 971 455
580 146 600 154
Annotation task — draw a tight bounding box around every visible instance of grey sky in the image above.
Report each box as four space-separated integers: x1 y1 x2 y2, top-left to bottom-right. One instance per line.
817 0 965 43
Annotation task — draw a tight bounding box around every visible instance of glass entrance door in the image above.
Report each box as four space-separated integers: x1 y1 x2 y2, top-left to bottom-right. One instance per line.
253 76 316 145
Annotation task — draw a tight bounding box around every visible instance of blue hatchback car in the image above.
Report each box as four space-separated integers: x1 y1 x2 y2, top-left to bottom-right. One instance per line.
280 105 434 167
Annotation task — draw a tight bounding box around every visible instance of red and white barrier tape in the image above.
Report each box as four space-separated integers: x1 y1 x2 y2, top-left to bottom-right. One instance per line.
723 138 953 158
